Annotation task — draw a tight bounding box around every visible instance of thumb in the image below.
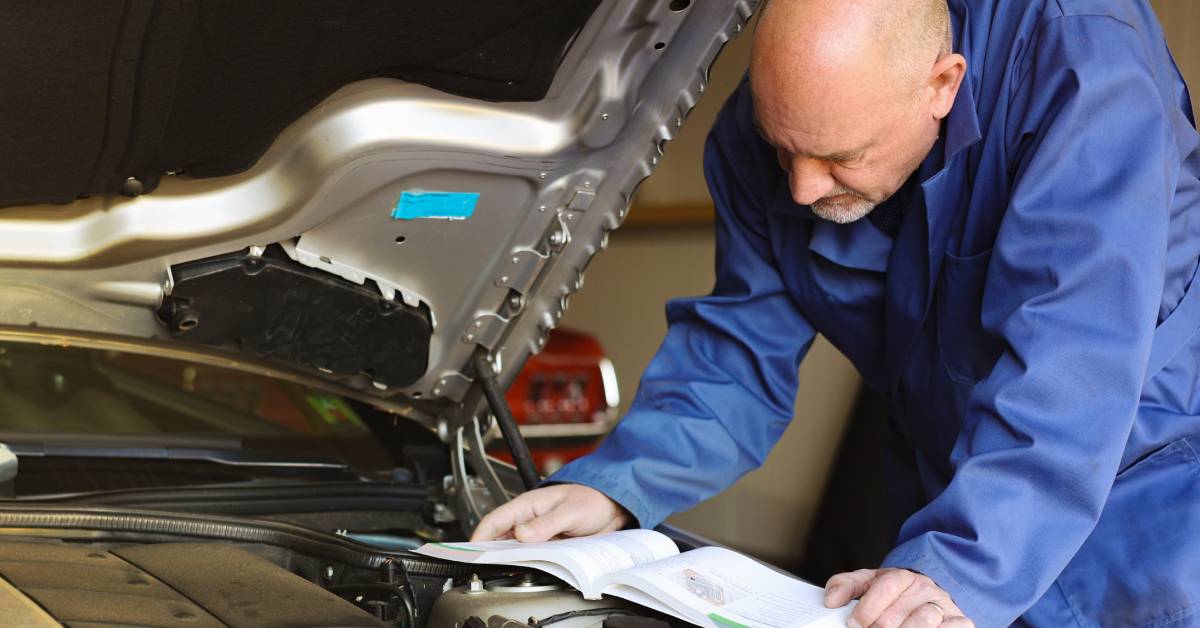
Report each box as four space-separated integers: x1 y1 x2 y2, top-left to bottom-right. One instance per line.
824 569 878 608
514 504 580 542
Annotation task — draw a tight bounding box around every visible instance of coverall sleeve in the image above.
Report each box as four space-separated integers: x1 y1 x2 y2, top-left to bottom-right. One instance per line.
548 84 817 529
881 16 1174 624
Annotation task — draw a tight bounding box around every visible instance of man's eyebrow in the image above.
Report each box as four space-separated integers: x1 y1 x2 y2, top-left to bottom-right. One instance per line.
750 114 871 162
811 145 871 162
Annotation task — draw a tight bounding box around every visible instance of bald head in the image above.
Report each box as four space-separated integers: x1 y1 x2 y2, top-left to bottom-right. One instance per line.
754 0 950 95
747 0 964 224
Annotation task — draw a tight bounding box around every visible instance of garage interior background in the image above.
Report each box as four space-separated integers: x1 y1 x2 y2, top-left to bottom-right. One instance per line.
559 1 1200 572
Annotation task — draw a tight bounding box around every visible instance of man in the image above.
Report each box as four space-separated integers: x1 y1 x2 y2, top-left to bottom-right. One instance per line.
475 0 1200 625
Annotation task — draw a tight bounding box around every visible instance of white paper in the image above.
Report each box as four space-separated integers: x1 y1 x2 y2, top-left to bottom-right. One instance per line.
415 529 679 596
602 546 855 628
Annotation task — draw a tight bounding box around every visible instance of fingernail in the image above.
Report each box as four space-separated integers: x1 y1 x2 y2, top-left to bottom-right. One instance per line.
824 586 840 606
846 619 861 628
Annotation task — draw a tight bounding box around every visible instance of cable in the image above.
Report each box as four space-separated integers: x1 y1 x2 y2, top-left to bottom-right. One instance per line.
387 555 420 627
532 607 639 626
473 355 541 491
0 505 473 577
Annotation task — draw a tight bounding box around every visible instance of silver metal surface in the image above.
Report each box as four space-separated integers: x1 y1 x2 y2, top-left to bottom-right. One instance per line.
468 574 486 594
448 426 500 532
486 575 564 594
513 424 613 439
0 0 759 432
0 444 15 485
466 416 510 508
427 579 633 628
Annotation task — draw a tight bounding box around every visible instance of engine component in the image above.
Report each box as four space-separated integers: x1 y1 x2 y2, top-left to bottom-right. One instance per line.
490 615 537 628
601 617 672 628
427 573 639 628
328 556 423 628
0 505 469 576
0 540 382 627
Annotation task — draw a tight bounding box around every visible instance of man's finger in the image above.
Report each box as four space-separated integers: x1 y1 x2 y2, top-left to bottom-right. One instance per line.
471 494 539 541
849 569 917 627
471 484 626 542
876 579 953 628
595 516 626 535
898 600 949 628
824 569 878 608
514 503 581 542
471 503 519 541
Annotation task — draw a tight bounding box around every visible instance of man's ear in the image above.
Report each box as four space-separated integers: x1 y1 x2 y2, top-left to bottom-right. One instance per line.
928 53 967 120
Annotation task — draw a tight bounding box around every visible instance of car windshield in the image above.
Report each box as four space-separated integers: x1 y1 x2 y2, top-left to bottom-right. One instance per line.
0 341 396 474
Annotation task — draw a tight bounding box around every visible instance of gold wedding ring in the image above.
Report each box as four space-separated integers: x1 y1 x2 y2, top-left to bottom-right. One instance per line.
925 601 947 622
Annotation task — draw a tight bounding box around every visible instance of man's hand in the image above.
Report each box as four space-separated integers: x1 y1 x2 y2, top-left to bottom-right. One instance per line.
824 568 974 628
470 484 631 542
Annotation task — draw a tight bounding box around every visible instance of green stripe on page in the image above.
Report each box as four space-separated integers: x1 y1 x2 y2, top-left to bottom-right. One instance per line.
708 613 751 628
433 543 485 552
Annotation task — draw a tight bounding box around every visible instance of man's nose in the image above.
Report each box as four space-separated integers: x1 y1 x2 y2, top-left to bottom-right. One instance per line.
787 156 835 206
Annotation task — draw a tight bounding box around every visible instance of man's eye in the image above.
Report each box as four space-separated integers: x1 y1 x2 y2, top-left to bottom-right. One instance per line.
834 155 865 168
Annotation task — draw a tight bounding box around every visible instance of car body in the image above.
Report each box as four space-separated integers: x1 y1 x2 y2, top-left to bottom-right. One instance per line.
0 1 759 626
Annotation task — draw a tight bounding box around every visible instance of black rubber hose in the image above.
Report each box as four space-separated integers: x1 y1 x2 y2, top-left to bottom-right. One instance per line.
473 355 541 491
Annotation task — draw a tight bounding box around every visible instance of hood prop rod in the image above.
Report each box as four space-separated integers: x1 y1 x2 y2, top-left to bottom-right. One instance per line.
473 355 541 490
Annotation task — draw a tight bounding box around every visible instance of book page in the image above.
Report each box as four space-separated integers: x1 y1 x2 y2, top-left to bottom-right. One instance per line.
415 529 679 597
600 546 856 628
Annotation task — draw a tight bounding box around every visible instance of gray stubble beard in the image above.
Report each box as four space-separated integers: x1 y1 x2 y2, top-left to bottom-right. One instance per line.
810 193 878 224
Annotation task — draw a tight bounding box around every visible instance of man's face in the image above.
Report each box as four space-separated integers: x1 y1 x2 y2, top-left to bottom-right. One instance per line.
750 71 940 224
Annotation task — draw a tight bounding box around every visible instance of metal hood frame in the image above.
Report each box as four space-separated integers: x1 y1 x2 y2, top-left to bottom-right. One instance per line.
0 1 759 436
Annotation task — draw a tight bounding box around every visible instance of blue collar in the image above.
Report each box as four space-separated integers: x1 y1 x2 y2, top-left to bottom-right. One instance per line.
926 0 983 178
928 76 982 179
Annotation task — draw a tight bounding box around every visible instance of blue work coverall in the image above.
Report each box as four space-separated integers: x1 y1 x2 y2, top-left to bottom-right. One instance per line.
551 0 1200 625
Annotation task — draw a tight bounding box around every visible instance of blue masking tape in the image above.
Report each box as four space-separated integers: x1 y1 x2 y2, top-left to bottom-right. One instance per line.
392 191 479 220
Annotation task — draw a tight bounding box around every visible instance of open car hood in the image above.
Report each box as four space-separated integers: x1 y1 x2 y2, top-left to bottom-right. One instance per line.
0 0 757 434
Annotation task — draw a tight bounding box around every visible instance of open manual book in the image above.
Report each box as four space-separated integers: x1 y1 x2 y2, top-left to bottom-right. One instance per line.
415 529 855 628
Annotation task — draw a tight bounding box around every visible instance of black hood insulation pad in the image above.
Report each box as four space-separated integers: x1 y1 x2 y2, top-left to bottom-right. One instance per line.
0 0 600 207
158 246 431 388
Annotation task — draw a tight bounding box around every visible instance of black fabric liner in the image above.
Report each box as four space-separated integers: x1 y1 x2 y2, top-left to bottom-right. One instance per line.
0 0 599 208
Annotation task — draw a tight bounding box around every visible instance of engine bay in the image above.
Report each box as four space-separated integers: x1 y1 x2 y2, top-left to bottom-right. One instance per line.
0 506 676 628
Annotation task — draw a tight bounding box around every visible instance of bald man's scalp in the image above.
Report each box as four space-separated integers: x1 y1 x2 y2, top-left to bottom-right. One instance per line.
884 0 952 87
758 0 951 93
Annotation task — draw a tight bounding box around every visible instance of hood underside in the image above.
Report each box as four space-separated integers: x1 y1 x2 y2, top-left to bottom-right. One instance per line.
0 0 759 433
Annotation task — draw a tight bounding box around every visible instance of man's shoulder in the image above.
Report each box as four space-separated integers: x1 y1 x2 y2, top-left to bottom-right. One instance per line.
996 0 1162 47
959 0 1147 26
1043 0 1152 24
959 0 1170 117
958 0 1159 55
